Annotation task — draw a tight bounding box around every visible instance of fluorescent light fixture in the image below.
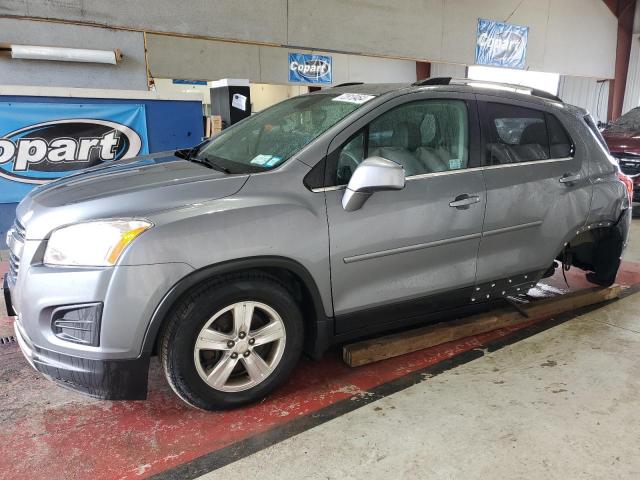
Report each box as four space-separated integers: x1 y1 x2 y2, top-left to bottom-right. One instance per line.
9 45 122 64
468 65 560 95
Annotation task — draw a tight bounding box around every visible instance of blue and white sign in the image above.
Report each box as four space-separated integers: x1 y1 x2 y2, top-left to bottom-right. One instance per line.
288 53 332 84
476 18 529 69
0 102 148 203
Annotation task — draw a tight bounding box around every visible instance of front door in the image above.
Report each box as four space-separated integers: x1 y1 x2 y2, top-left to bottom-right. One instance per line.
324 94 486 334
475 96 591 288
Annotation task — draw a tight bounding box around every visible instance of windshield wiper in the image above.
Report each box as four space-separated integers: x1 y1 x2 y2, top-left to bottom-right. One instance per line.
191 155 232 174
175 147 231 174
174 147 198 160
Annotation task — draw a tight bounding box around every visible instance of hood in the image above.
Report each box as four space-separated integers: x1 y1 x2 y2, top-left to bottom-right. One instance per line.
603 129 640 155
16 152 249 239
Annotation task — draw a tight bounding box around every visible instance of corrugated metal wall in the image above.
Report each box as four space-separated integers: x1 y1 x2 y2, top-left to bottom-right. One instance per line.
623 34 640 115
558 76 610 124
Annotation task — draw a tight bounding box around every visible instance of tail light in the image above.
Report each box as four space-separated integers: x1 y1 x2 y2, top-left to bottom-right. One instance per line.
618 172 634 204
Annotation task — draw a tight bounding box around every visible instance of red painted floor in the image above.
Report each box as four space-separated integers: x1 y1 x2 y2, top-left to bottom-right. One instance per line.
1 262 639 480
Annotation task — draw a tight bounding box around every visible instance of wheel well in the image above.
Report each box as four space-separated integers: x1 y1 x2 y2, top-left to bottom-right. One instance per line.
147 261 328 358
558 226 623 274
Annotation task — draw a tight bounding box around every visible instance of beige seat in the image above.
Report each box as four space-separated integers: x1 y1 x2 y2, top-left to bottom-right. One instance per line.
414 146 449 172
370 122 426 176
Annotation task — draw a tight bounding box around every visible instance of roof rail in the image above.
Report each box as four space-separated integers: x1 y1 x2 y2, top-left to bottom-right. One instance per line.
413 77 563 103
413 77 452 86
333 82 364 88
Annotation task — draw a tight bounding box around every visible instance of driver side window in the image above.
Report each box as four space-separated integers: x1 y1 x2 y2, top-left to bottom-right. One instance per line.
335 131 366 186
329 99 469 186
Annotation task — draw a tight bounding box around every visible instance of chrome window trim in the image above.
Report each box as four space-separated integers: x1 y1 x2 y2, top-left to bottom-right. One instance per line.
311 185 347 193
405 166 483 181
312 156 574 191
482 156 574 170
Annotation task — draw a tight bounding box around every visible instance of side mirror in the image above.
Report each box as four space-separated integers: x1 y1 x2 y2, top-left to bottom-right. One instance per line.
342 157 405 211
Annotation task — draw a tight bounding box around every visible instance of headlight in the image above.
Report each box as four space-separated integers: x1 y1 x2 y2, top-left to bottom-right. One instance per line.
44 219 153 267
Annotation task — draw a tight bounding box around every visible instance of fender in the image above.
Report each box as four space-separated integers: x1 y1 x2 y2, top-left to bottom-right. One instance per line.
140 256 334 359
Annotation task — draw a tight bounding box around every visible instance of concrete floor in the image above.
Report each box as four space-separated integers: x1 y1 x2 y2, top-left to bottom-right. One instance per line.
198 223 640 480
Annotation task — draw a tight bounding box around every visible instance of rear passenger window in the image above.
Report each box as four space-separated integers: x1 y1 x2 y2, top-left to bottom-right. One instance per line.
483 103 575 165
484 103 549 165
546 113 574 158
330 99 469 185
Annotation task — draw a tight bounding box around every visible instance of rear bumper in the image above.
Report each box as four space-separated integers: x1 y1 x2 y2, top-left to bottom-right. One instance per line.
14 318 150 400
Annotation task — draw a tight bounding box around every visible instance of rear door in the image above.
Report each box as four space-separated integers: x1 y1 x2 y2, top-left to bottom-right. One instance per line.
475 96 591 291
323 92 486 334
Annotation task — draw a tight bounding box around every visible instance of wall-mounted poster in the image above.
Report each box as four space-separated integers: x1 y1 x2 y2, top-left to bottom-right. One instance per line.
476 18 529 69
0 102 148 203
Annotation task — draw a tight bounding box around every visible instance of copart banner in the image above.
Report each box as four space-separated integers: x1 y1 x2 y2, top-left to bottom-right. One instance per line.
476 18 529 69
0 102 148 203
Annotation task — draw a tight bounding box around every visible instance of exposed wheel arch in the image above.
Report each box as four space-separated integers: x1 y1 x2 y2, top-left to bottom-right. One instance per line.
141 256 333 359
555 223 625 286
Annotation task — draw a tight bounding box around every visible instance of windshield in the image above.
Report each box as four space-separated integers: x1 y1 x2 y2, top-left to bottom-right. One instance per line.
195 93 371 173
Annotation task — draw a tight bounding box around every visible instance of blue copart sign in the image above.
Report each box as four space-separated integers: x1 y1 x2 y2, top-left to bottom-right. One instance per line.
0 102 148 203
288 53 332 84
476 18 529 69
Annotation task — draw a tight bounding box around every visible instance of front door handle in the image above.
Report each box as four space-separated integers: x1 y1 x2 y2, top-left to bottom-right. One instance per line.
559 173 580 184
449 194 480 209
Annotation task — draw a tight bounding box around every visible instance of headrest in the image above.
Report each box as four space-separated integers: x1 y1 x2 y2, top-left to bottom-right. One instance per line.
520 122 547 146
392 122 420 151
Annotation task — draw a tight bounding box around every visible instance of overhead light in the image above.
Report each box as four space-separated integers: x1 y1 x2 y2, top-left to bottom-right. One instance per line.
4 44 122 64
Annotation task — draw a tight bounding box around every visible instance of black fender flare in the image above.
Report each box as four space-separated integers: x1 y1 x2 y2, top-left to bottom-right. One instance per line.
139 256 333 358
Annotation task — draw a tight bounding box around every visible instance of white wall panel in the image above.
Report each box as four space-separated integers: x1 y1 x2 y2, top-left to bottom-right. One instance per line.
0 0 288 45
0 18 147 90
544 0 617 79
558 76 610 124
147 35 416 86
287 0 443 61
623 35 640 115
347 56 417 83
2 0 618 79
146 35 261 82
430 63 467 79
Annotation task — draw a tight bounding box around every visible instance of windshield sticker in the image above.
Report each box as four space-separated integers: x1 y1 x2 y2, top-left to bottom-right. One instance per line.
250 154 282 167
265 156 283 167
449 158 462 170
332 93 376 105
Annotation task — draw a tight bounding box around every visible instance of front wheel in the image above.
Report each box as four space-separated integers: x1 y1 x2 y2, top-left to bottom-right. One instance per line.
160 273 304 410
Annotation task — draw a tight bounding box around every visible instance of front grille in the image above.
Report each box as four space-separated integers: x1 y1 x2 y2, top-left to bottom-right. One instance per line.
7 219 25 282
14 219 25 239
8 252 19 279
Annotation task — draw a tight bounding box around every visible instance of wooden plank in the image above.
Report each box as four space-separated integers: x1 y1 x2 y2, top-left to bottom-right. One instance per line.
343 285 622 367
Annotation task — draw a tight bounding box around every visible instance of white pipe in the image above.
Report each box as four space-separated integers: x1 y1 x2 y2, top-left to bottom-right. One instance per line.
10 45 120 64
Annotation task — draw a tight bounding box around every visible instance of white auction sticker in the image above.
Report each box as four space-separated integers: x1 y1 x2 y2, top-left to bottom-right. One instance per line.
331 93 376 104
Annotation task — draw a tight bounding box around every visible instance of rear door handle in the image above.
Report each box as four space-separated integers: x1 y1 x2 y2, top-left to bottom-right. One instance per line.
449 194 480 209
559 173 580 184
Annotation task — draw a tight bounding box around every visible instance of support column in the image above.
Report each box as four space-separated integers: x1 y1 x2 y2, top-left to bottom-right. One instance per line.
416 61 431 81
604 0 636 121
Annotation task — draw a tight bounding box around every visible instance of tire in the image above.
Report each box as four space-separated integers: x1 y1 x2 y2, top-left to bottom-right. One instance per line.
160 272 304 410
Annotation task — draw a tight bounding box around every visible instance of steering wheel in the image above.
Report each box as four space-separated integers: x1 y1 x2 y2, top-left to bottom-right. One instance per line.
336 149 362 185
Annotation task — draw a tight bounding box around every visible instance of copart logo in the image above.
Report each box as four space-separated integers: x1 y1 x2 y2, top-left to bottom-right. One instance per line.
290 59 331 81
0 119 141 184
288 53 332 84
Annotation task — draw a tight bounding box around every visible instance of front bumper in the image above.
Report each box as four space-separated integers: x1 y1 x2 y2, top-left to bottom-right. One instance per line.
5 235 193 400
14 317 150 400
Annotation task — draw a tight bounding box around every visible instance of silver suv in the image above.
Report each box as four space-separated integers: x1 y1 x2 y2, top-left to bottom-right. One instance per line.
4 79 631 410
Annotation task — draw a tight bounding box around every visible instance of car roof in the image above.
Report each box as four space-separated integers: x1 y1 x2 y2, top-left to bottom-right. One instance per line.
314 80 588 117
